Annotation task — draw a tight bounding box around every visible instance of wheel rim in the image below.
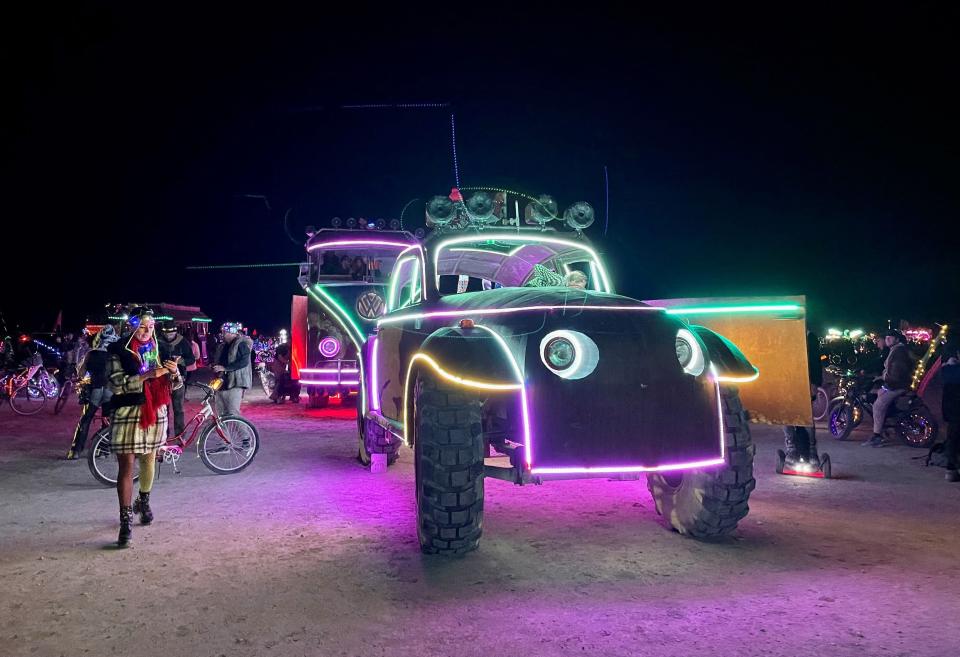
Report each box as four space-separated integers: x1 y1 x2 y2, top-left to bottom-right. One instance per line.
12 385 45 414
813 389 829 420
202 419 257 471
901 413 933 447
829 406 848 437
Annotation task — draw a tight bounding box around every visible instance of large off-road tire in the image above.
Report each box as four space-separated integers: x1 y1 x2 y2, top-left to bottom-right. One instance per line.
646 385 755 539
357 418 400 466
413 372 485 555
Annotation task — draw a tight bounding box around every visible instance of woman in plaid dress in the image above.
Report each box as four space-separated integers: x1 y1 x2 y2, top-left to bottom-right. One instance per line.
107 309 180 546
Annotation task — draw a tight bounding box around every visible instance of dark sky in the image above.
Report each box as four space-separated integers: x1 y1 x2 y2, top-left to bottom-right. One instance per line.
4 5 958 335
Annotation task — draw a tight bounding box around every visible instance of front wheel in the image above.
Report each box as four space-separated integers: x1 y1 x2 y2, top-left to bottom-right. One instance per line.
828 400 856 440
413 371 485 555
357 418 400 466
10 384 46 415
198 415 260 474
54 381 73 414
88 427 141 486
646 385 755 539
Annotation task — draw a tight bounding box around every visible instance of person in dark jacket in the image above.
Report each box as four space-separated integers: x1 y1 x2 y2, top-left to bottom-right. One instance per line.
940 339 960 482
212 322 252 417
66 325 120 459
863 330 915 447
158 321 196 436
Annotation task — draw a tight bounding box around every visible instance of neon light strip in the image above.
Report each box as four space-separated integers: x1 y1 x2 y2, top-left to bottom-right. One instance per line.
191 318 212 322
714 371 760 383
379 304 663 326
448 247 508 256
370 337 380 411
301 380 361 386
531 458 726 475
472 325 534 468
664 304 801 315
299 368 360 374
307 239 416 252
434 233 614 293
304 285 366 414
402 352 523 446
312 285 365 345
388 256 418 310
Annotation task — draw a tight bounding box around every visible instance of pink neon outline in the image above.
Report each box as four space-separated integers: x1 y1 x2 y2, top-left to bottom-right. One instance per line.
530 458 726 475
300 380 361 386
318 337 341 358
370 337 380 411
306 239 416 252
378 304 664 326
299 368 360 374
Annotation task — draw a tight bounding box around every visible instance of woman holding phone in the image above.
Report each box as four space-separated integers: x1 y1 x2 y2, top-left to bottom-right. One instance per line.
106 308 181 546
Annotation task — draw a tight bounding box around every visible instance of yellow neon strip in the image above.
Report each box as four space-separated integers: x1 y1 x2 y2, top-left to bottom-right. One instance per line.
401 352 522 445
714 370 760 384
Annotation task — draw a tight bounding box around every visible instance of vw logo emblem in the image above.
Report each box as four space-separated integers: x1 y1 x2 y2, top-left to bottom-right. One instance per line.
356 292 386 320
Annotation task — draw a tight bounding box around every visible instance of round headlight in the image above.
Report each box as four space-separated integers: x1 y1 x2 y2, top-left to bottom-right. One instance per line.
675 328 705 377
544 337 576 370
539 330 600 380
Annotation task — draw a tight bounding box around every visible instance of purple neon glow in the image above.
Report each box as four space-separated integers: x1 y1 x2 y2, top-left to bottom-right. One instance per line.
306 239 417 252
318 337 341 359
530 458 726 475
300 368 359 374
370 337 380 411
300 380 361 386
378 305 665 326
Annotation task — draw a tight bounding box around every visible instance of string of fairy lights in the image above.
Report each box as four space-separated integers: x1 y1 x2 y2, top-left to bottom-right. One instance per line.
911 324 949 390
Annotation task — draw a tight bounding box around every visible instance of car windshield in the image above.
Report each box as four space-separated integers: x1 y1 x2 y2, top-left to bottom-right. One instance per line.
433 234 612 296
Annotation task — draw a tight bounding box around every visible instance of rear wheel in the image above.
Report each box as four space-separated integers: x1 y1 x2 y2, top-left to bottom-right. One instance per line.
357 418 400 466
646 386 755 539
812 386 830 421
898 406 937 449
87 427 141 486
413 372 485 555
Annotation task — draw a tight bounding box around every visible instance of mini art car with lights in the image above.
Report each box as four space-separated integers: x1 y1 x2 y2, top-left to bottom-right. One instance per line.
296 190 762 554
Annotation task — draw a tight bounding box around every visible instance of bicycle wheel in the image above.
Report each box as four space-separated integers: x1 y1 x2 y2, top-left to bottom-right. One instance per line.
54 381 73 414
198 415 260 474
812 386 830 421
87 427 140 486
11 384 46 416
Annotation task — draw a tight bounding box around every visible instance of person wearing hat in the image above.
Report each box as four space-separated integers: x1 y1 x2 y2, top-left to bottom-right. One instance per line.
863 329 915 447
106 308 181 546
66 325 119 459
158 321 196 437
212 321 253 417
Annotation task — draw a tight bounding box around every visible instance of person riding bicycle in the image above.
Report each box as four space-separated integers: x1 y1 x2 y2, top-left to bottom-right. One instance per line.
66 325 119 460
863 329 914 447
158 320 196 437
106 308 181 546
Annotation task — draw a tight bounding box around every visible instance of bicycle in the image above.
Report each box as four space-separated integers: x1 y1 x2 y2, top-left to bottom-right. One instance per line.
54 371 80 414
0 365 47 415
88 379 260 485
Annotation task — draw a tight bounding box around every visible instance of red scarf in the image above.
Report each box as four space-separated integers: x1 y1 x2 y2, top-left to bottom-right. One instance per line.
132 337 172 429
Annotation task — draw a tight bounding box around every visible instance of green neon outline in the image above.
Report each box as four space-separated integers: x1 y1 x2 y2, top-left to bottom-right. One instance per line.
663 304 802 315
433 233 613 293
387 257 421 312
309 285 365 347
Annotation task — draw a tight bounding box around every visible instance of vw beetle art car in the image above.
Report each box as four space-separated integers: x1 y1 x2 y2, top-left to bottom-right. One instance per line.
298 191 760 554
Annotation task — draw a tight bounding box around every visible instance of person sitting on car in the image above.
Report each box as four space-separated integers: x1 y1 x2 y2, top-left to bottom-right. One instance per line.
564 270 588 290
863 329 914 447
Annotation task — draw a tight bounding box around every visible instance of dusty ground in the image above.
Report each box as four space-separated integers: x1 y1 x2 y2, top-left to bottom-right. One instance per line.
1 388 958 657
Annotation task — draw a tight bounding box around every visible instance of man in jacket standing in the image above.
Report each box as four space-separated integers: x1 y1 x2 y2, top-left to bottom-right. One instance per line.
212 322 252 417
863 330 915 447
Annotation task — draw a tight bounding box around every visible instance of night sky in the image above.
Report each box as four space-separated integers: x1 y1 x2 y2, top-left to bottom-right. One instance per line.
5 6 958 336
